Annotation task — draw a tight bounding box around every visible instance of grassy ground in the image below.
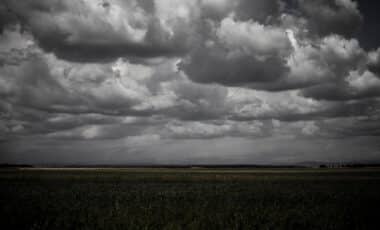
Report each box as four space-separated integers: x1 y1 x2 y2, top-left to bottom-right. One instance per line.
1 167 380 230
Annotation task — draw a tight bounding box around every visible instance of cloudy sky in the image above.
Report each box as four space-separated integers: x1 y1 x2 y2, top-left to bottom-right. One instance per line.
1 0 380 165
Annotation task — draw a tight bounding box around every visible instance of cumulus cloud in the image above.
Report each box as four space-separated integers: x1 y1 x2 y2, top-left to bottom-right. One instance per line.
217 16 291 58
1 0 380 164
180 15 291 86
301 69 380 101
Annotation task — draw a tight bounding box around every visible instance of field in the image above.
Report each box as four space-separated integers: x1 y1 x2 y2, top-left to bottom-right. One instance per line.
1 168 380 230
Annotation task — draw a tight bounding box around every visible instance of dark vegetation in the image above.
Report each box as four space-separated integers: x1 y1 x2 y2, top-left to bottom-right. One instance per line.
1 168 380 229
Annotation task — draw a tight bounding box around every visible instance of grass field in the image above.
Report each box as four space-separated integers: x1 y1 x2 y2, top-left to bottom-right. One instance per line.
1 168 380 230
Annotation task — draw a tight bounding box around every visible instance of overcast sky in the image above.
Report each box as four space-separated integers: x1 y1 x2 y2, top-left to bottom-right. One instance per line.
1 0 380 165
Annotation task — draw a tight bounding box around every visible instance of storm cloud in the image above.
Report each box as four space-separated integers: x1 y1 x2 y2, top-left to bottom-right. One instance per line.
0 0 379 165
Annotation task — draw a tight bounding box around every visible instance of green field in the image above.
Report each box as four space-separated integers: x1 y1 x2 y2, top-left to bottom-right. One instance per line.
1 168 380 230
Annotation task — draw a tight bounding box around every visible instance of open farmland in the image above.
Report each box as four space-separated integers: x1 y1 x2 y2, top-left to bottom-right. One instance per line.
1 167 380 230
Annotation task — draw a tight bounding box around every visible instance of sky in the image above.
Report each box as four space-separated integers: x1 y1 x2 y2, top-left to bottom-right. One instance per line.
1 0 380 165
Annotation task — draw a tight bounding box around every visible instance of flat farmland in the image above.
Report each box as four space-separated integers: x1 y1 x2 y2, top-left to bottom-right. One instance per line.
1 168 380 229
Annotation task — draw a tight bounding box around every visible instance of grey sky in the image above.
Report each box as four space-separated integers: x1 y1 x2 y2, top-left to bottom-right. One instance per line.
1 0 380 165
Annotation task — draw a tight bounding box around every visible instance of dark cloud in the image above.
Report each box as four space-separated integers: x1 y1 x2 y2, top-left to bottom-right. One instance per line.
296 0 362 37
235 0 283 23
180 45 290 86
0 3 19 33
0 56 76 110
368 49 380 76
301 67 380 101
318 116 380 138
164 81 229 121
1 0 380 164
0 0 195 62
